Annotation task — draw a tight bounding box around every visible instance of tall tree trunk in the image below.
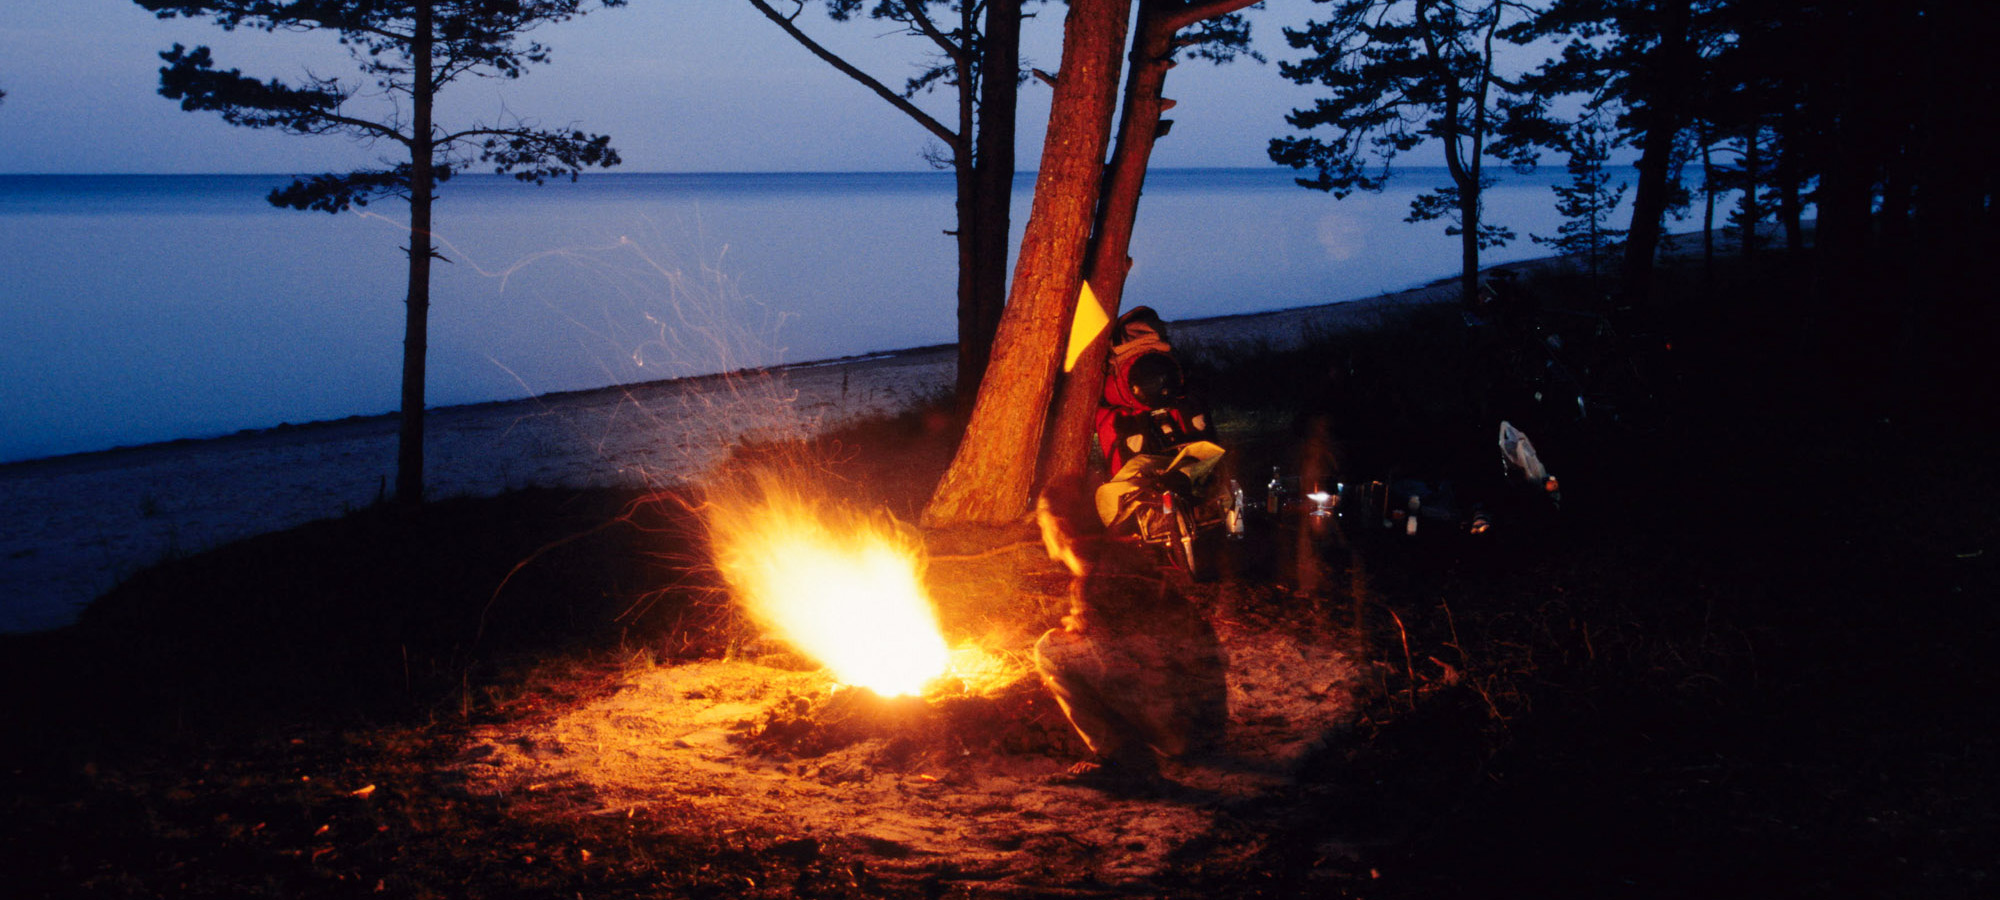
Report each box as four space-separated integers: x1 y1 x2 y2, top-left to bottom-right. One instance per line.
1043 2 1178 487
1621 115 1679 303
1777 110 1806 252
741 0 1015 409
953 149 980 408
1740 126 1761 263
1619 0 1693 304
1701 138 1716 280
1438 88 1480 307
922 0 1131 526
958 0 1023 411
1813 142 1873 294
1455 175 1481 306
1810 2 1875 306
1044 0 1260 486
397 2 435 506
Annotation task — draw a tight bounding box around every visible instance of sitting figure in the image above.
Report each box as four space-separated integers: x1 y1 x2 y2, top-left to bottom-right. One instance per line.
1031 480 1230 790
1092 307 1227 532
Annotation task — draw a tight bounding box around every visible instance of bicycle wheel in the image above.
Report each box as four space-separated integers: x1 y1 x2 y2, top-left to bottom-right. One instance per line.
1165 500 1216 581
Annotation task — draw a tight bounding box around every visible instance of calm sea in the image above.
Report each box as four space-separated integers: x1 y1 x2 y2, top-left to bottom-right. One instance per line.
0 167 1602 464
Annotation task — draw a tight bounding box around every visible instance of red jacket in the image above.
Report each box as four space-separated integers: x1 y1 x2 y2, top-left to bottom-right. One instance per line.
1094 312 1211 471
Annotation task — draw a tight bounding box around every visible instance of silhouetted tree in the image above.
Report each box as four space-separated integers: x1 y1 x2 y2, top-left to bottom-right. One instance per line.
1271 0 1536 308
1533 115 1627 278
1739 0 1997 382
1511 0 1732 302
744 0 1028 409
137 1 623 504
1719 127 1772 261
1515 0 1994 386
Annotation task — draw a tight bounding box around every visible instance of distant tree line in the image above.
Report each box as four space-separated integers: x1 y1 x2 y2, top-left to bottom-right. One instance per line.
129 0 1994 517
1273 0 1999 326
943 0 2000 527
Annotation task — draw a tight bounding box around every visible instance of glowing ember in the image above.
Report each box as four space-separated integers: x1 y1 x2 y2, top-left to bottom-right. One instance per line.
706 470 951 697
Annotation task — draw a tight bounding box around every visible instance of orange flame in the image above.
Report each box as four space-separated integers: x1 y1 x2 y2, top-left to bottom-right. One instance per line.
705 470 950 697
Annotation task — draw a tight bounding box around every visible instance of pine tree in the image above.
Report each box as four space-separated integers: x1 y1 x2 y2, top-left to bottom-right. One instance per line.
137 1 623 504
1270 0 1537 307
1533 117 1629 278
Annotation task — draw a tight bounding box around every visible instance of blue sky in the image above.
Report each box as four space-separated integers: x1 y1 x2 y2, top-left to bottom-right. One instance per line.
1 0 1335 174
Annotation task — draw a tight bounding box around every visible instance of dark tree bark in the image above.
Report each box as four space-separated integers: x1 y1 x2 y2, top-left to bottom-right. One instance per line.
961 0 1023 410
398 1 436 505
1776 108 1806 252
1739 124 1761 263
1442 73 1484 309
922 0 1131 526
1618 0 1693 303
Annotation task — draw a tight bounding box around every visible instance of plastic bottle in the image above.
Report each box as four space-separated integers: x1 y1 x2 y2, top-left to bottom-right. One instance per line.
1227 479 1247 537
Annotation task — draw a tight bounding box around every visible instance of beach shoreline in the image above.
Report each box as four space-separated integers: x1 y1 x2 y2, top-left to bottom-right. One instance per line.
0 264 1493 634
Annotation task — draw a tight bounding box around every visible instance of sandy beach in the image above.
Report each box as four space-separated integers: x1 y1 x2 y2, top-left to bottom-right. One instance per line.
0 280 1462 634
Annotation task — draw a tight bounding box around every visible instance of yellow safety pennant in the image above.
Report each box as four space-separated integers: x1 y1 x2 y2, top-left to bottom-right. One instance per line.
1064 280 1110 373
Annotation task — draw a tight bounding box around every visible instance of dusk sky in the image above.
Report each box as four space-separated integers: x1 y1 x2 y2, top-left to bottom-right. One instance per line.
1 1 1334 175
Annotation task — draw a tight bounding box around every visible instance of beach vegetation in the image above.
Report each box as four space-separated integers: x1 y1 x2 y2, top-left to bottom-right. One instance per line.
135 0 627 505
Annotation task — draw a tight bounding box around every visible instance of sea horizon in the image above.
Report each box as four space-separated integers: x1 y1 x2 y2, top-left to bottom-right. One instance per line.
1 167 1652 464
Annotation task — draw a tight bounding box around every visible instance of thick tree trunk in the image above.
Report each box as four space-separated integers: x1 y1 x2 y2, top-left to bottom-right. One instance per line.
1456 177 1481 306
1044 0 1260 486
1619 0 1692 304
1813 144 1873 289
397 3 435 506
1043 3 1177 487
742 0 1017 410
1740 126 1761 263
921 0 1131 526
1777 110 1806 252
953 154 981 407
1701 139 1716 279
957 0 1023 410
1621 124 1675 301
1443 154 1480 306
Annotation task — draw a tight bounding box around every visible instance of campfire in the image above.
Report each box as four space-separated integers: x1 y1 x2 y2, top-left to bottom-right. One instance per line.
704 467 953 697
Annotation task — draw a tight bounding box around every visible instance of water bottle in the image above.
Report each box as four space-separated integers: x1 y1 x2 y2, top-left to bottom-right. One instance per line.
1227 479 1247 537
